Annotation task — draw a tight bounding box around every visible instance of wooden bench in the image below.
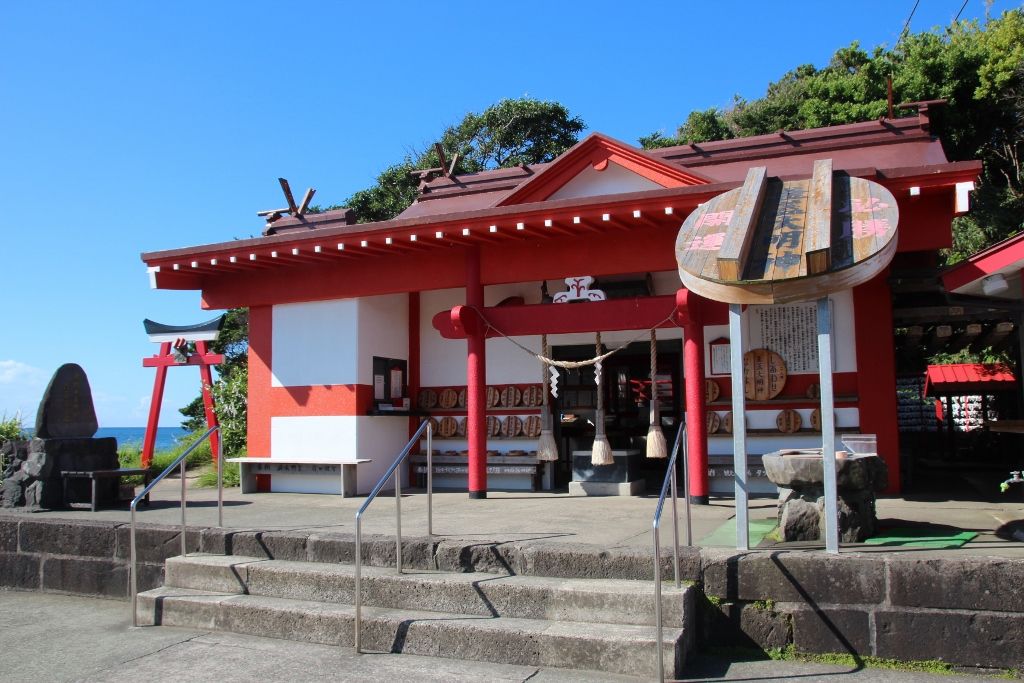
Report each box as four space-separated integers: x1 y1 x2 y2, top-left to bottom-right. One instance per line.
61 468 155 512
227 457 371 497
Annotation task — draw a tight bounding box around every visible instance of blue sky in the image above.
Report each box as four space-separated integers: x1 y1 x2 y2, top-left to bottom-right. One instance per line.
1 1 1017 428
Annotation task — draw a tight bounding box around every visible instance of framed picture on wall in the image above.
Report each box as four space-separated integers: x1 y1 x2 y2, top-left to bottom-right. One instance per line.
709 337 731 376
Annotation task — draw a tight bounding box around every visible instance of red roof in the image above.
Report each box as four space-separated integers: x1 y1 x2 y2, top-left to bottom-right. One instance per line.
923 363 1017 396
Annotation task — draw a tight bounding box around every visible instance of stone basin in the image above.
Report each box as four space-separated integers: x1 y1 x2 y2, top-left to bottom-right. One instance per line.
762 449 888 492
761 449 889 542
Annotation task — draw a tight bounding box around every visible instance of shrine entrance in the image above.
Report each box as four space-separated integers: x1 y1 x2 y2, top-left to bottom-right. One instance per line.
550 340 682 490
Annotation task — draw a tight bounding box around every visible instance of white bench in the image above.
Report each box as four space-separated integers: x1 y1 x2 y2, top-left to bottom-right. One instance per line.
227 457 371 497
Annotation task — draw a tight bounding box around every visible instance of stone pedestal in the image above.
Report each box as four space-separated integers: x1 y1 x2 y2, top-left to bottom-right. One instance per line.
1 363 120 511
762 450 888 542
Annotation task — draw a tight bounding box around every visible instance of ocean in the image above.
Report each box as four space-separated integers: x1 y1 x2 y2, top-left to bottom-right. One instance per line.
95 427 188 452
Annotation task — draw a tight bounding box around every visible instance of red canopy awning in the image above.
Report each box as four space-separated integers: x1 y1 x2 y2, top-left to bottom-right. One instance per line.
923 363 1017 397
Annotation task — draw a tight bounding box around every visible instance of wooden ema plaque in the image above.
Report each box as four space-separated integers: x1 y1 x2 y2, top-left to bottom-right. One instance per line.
705 379 720 404
722 411 732 433
706 411 721 434
675 159 899 304
743 349 787 400
438 388 459 410
437 416 458 438
776 408 802 433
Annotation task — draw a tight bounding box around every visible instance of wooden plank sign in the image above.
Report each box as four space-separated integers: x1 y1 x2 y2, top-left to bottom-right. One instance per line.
675 160 899 304
743 349 787 400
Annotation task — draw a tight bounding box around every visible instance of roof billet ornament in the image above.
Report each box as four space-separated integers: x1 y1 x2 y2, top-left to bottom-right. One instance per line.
409 143 461 193
257 177 316 224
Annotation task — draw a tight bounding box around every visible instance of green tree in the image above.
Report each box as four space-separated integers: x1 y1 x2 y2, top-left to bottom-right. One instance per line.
337 97 584 224
641 10 1024 264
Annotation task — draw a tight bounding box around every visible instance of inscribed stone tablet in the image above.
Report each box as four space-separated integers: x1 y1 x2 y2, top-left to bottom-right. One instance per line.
34 364 98 438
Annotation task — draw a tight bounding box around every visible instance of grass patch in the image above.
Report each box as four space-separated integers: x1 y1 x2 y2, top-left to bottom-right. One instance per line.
762 644 956 675
194 462 240 488
118 433 213 473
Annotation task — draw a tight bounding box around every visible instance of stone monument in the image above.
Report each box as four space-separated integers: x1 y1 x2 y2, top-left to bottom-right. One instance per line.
762 449 888 543
1 364 119 510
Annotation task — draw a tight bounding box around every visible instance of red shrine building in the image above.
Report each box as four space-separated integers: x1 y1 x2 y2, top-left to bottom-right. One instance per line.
142 109 979 500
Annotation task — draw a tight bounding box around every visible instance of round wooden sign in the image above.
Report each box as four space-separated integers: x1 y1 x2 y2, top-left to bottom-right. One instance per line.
502 415 523 438
523 414 543 438
705 379 720 404
486 386 499 409
438 387 458 410
427 417 440 434
809 408 836 432
776 409 802 433
806 383 821 399
707 411 721 434
418 389 438 411
437 416 458 438
458 388 467 408
500 385 522 408
722 411 733 433
674 161 900 305
743 349 787 400
522 385 543 407
486 415 502 437
457 417 467 437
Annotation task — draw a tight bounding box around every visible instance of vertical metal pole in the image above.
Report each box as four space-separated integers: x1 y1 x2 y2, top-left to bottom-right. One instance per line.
729 304 749 550
130 504 138 627
395 470 403 574
682 427 693 547
653 523 664 683
669 464 680 588
217 428 223 528
427 423 433 537
354 517 362 652
818 297 840 554
180 458 187 557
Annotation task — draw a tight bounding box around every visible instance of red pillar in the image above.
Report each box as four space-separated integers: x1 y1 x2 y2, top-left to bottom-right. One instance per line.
195 340 221 459
141 342 171 468
853 272 901 493
466 247 487 498
678 290 710 503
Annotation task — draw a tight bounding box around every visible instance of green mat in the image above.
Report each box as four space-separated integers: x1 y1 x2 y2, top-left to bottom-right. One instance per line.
864 526 978 549
700 518 778 547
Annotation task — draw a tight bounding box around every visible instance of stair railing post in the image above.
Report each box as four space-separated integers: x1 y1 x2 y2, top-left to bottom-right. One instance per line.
216 427 223 528
395 469 402 575
654 521 664 683
427 423 433 537
180 456 187 557
354 516 362 652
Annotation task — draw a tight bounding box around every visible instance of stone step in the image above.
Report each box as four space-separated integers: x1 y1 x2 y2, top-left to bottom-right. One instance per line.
165 553 693 628
137 585 687 678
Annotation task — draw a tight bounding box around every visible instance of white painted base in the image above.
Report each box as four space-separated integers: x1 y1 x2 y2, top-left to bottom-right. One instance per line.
569 479 646 497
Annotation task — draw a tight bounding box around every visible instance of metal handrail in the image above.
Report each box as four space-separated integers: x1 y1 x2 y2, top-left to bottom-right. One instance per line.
354 419 432 653
130 425 221 627
652 424 691 683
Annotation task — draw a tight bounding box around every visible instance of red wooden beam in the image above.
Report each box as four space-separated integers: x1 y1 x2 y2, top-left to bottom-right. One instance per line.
432 295 684 340
143 352 225 368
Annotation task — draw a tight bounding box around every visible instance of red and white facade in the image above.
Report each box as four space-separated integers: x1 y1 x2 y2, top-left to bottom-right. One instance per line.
143 115 980 497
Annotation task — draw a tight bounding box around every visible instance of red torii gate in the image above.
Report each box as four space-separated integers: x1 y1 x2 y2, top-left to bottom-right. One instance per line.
140 316 226 468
